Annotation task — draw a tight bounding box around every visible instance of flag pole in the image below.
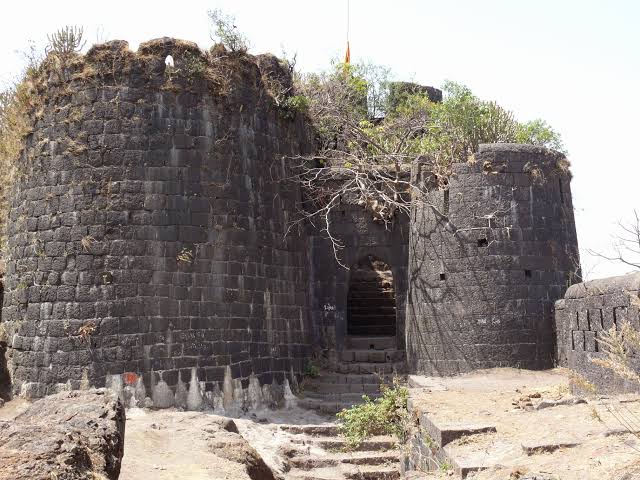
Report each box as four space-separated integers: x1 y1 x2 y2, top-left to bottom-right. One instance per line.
344 0 351 66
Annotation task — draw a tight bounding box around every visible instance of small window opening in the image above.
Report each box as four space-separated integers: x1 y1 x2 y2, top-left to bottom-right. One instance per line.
477 238 488 247
165 55 174 68
369 344 375 350
594 332 599 352
524 269 532 278
439 273 446 281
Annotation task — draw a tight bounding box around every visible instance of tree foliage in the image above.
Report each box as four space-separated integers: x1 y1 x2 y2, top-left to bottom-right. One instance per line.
208 9 249 53
288 63 566 263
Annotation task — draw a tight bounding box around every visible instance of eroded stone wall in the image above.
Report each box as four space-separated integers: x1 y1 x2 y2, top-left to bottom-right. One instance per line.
556 272 640 393
3 38 313 407
406 144 580 374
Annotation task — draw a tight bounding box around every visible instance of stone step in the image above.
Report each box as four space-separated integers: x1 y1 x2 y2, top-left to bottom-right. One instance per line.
287 465 400 480
336 362 407 375
418 413 497 448
279 424 340 436
303 381 381 395
344 466 400 480
348 323 396 331
348 299 396 308
290 450 399 470
348 326 397 336
348 288 394 295
307 373 392 385
304 435 398 452
297 397 355 414
339 350 406 364
346 336 397 350
286 469 343 480
303 392 382 403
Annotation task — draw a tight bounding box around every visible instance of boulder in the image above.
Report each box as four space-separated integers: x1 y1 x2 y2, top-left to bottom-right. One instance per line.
0 388 125 480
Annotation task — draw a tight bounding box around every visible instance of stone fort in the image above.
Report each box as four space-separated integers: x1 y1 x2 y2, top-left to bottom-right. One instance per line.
1 37 612 411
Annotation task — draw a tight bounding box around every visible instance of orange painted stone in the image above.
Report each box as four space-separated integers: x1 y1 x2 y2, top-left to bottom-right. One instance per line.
123 372 138 385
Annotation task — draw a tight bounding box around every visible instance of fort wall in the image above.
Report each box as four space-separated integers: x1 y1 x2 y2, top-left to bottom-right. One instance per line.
0 38 588 403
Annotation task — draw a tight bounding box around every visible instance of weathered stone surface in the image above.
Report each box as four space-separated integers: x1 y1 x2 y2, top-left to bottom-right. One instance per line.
0 388 125 480
520 474 560 480
534 396 586 410
209 429 277 480
521 440 579 455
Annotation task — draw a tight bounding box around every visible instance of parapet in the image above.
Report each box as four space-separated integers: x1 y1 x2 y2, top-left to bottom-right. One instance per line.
555 272 640 393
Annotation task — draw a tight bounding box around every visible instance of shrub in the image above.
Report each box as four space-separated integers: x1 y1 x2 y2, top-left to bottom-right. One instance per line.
46 26 86 56
336 380 409 448
208 9 249 53
515 118 566 153
302 360 320 378
281 94 309 119
592 320 640 384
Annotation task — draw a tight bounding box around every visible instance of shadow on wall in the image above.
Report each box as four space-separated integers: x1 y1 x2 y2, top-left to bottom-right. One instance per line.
0 281 9 401
0 342 9 401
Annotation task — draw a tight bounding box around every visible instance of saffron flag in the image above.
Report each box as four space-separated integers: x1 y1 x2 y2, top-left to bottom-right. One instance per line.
344 41 351 65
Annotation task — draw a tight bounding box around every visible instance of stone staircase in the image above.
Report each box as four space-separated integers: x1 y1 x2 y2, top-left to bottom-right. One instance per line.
298 336 407 414
347 263 396 336
280 424 400 480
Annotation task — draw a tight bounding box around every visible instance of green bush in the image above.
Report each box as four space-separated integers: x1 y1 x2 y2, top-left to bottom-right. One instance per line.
303 360 320 378
281 94 309 119
336 381 409 448
515 118 566 153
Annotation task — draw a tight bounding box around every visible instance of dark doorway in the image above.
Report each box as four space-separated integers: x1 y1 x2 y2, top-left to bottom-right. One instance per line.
347 256 396 336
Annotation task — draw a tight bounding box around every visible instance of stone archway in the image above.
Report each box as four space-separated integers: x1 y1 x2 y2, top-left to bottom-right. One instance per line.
347 256 396 336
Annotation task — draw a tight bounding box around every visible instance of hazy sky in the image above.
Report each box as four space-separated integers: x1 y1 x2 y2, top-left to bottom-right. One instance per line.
1 0 639 280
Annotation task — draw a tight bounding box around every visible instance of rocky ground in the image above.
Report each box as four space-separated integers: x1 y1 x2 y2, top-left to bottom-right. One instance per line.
405 368 640 480
0 389 125 480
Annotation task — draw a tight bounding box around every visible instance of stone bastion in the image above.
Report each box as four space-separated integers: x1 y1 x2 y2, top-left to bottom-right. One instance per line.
1 38 314 409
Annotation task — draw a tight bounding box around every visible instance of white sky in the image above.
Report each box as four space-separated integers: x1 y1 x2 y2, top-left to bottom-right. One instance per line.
1 0 638 280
